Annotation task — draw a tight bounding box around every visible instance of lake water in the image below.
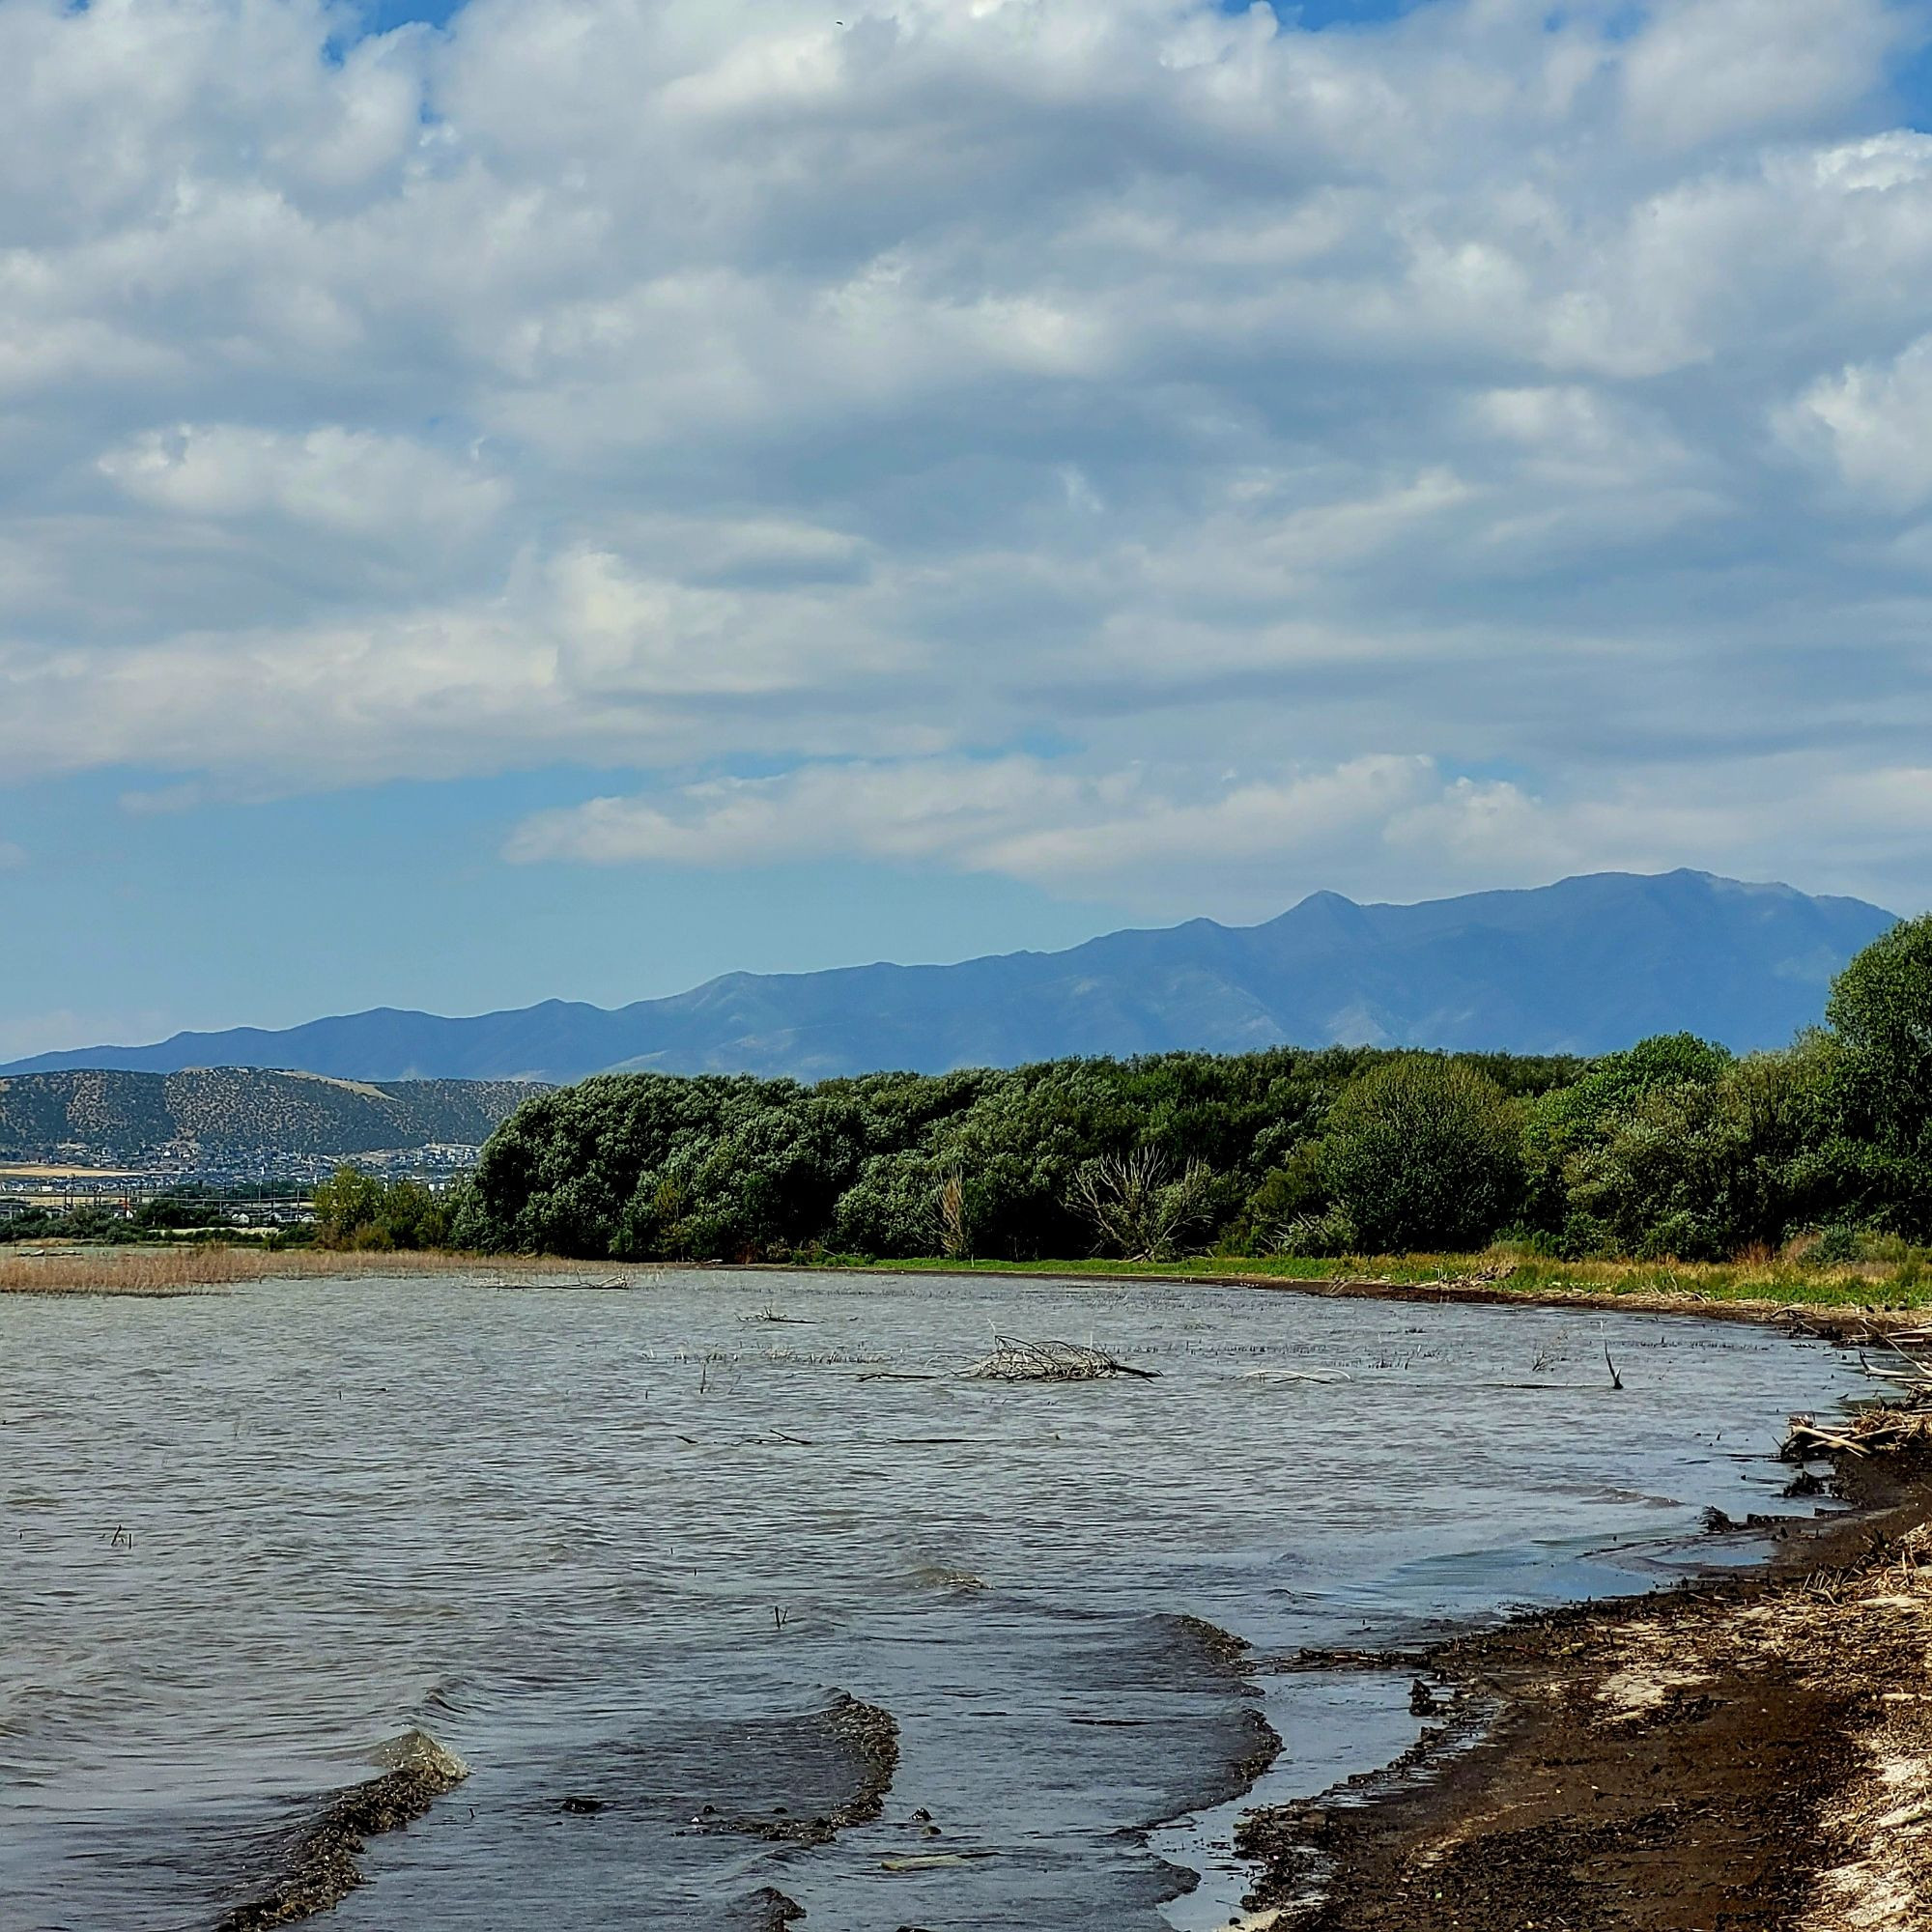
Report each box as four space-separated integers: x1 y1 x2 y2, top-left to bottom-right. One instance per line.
0 1270 1860 1930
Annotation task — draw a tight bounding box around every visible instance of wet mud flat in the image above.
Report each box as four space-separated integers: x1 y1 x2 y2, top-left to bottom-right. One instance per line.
1239 1452 1932 1932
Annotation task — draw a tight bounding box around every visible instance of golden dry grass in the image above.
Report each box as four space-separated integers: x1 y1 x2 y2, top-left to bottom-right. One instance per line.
0 1245 629 1296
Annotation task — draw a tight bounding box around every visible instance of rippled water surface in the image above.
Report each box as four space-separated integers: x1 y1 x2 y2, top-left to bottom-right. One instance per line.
0 1271 1860 1929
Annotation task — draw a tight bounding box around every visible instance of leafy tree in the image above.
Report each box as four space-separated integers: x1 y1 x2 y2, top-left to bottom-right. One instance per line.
1520 1034 1733 1240
1826 913 1932 1139
1817 915 1932 1236
1321 1057 1523 1252
314 1167 388 1247
313 1167 454 1250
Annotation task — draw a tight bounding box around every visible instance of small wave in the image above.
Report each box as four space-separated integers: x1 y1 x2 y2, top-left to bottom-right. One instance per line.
214 1729 468 1930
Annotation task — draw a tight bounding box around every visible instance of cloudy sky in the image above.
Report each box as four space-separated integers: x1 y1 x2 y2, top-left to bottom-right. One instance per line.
4 0 1932 1054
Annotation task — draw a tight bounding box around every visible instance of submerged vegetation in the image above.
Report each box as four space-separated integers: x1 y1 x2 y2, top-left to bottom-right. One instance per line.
451 916 1932 1277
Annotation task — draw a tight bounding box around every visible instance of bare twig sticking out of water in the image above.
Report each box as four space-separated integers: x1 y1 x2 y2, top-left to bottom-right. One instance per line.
1605 1343 1625 1391
965 1335 1160 1382
772 1605 791 1631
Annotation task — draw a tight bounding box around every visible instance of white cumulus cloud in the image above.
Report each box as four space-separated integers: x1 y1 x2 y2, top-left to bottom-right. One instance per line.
0 0 1928 910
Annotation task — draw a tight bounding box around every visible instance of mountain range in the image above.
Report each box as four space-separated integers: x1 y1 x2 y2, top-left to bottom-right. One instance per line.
0 870 1899 1086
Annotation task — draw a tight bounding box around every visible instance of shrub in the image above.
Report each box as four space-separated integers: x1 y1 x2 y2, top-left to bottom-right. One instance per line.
1271 1206 1358 1259
313 1167 455 1251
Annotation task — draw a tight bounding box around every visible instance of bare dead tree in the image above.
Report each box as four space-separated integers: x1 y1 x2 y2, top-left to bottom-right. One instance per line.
1066 1149 1213 1262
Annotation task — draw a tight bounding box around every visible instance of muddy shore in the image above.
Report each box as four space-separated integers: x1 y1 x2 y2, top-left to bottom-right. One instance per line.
772 1259 1930 1334
1235 1449 1932 1932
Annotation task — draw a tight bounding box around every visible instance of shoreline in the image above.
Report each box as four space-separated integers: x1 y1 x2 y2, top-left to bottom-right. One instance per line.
1227 1446 1932 1931
4 1242 1926 1328
751 1257 1930 1337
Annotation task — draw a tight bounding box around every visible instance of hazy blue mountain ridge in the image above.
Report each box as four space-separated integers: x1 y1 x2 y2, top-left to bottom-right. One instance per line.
0 870 1896 1085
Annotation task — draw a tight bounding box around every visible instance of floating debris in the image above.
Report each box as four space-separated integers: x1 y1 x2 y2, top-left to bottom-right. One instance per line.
1782 1330 1932 1460
964 1335 1159 1382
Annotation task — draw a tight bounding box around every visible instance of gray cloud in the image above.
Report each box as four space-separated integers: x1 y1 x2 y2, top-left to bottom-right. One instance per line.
1 0 1930 911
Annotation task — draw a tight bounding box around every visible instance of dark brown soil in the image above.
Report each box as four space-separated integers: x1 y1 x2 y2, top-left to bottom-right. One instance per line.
1236 1458 1932 1932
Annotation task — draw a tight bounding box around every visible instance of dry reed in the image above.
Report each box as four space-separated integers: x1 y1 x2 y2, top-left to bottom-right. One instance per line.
0 1246 639 1296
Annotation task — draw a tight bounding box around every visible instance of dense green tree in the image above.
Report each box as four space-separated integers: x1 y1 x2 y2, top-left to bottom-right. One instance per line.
1320 1057 1523 1252
1815 915 1932 1236
1563 1050 1823 1261
1826 914 1932 1134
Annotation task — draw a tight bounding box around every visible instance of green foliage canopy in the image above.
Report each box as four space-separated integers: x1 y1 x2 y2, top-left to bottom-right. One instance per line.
314 1167 455 1251
1319 1057 1524 1253
438 917 1932 1264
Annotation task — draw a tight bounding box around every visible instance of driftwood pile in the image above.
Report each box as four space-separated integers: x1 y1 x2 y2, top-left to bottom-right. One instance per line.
1784 1329 1932 1460
1855 1327 1932 1392
965 1335 1160 1382
1783 1406 1932 1460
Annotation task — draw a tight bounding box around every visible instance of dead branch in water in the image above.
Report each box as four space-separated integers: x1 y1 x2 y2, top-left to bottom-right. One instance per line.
965 1334 1160 1381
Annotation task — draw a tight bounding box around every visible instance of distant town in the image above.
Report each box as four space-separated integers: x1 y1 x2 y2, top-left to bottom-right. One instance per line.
0 1143 483 1232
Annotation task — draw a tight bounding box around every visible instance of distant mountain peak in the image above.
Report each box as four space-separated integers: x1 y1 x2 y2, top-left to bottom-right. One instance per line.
0 870 1898 1085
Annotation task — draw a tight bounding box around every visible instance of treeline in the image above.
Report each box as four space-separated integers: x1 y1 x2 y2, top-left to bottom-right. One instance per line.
443 915 1932 1266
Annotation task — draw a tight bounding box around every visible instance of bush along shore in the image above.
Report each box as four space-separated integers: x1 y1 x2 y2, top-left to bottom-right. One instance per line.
412 914 1932 1283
